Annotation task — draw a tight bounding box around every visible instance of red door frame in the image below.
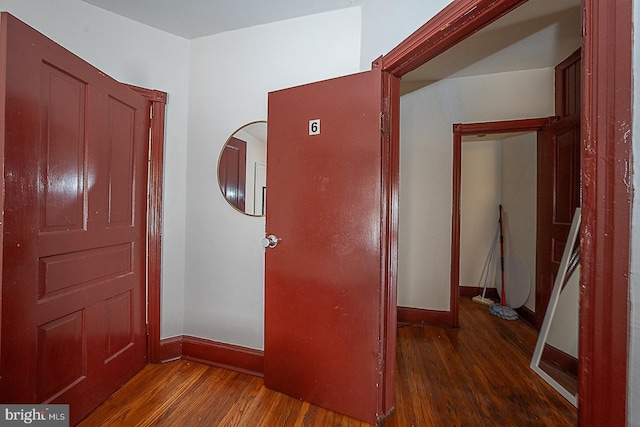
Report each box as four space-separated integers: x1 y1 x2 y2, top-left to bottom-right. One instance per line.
451 118 553 328
380 0 631 425
127 85 167 364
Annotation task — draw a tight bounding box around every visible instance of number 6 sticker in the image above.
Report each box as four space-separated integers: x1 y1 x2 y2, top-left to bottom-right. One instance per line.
309 119 320 135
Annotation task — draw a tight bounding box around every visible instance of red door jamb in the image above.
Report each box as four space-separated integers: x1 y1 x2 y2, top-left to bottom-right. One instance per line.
379 0 632 425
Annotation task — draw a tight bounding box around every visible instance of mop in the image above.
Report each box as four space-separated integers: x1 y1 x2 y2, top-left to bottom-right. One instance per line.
472 226 498 306
489 205 519 320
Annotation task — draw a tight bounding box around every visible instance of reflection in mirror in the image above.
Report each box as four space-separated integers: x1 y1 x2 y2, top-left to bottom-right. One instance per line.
531 208 580 407
217 121 267 216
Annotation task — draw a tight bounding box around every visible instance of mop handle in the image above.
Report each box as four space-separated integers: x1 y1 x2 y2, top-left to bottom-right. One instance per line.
499 204 506 307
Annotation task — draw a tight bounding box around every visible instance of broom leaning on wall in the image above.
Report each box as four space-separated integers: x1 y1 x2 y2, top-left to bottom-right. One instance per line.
472 223 498 306
489 205 519 320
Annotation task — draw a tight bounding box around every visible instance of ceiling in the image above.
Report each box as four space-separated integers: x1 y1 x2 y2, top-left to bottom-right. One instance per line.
80 0 363 39
80 0 581 85
403 0 581 87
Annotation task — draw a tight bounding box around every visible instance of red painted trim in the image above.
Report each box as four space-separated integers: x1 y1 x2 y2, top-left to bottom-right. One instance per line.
127 85 167 365
452 118 553 135
157 336 264 378
579 0 631 425
182 336 264 378
376 57 400 417
157 336 182 363
451 131 462 328
382 0 527 77
515 305 536 329
397 306 455 327
380 0 630 423
451 118 552 328
542 344 578 378
555 49 581 118
0 14 7 369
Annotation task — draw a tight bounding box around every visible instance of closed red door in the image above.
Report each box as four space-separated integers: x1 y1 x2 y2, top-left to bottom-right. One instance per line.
0 13 149 424
264 69 393 424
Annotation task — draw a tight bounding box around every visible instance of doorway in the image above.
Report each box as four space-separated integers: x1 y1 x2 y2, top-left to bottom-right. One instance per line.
454 119 550 323
395 0 580 327
380 0 632 425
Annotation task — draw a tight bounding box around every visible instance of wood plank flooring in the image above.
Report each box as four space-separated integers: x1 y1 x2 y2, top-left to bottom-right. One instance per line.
78 298 577 426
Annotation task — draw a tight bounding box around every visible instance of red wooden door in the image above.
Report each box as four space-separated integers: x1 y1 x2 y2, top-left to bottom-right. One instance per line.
0 13 149 424
536 116 581 325
264 69 392 424
536 50 582 328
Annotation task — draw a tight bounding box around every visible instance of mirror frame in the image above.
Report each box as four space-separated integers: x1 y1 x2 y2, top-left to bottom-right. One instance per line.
217 120 267 217
530 207 581 407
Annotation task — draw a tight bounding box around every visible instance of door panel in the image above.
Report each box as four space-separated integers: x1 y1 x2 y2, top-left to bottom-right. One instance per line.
535 49 582 328
0 13 148 424
106 97 138 226
536 116 581 325
40 63 86 232
265 69 390 424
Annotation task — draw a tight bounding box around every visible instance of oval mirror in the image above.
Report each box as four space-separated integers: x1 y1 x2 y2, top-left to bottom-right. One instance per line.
217 121 267 216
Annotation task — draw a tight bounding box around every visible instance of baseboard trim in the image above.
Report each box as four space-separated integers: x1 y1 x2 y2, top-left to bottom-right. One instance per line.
397 306 455 327
158 336 182 362
163 300 527 376
542 343 578 377
516 305 538 330
459 285 499 300
182 336 264 377
158 335 264 377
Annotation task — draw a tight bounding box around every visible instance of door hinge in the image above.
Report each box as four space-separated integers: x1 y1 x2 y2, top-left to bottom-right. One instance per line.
380 112 389 134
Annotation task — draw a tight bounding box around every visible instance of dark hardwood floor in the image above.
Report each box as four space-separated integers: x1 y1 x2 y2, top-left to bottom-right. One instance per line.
79 298 577 426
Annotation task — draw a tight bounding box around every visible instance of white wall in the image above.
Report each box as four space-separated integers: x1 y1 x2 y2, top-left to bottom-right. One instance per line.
458 132 537 312
359 0 452 69
184 8 362 349
399 68 553 310
459 139 502 290
501 133 537 310
546 265 579 358
0 0 190 338
398 84 454 309
629 0 640 424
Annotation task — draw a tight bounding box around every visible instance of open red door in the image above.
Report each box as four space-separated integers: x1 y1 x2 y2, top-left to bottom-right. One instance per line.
0 13 149 424
264 68 395 424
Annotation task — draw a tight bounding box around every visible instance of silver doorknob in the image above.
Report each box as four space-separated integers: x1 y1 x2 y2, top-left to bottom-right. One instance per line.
262 234 279 248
